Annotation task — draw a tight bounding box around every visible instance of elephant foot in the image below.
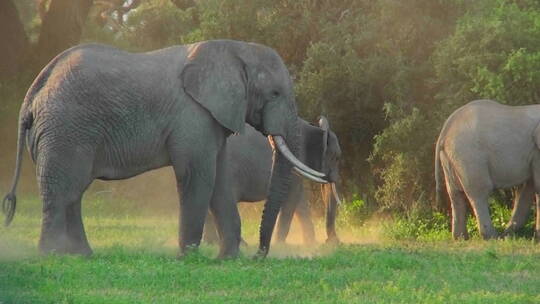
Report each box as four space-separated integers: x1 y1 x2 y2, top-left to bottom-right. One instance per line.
217 238 240 259
39 234 69 255
176 244 200 259
40 236 93 256
65 241 93 256
480 228 499 240
452 230 469 241
217 246 239 259
501 228 516 239
325 236 341 246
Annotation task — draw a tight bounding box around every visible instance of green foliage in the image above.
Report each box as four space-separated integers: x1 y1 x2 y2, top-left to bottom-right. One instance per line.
120 0 200 50
382 212 451 241
434 0 540 106
373 0 540 219
369 106 442 213
337 194 369 229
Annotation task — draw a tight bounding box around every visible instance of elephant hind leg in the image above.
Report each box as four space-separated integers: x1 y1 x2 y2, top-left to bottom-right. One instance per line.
448 188 470 240
202 211 220 245
65 195 93 256
441 153 469 240
442 152 497 240
37 150 93 255
464 189 498 240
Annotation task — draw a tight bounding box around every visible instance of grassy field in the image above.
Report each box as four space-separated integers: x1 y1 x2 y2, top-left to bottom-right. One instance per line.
1 197 540 303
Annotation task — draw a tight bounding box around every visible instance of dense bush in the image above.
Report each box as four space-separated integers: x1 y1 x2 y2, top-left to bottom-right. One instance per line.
371 0 540 218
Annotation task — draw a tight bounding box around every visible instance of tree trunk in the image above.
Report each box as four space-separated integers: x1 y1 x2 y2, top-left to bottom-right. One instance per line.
0 0 30 80
171 0 196 10
36 0 94 67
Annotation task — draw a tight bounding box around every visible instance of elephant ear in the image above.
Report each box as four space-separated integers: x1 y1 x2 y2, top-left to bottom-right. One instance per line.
182 41 247 134
301 120 327 172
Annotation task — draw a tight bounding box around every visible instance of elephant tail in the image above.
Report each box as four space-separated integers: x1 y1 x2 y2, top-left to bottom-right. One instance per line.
3 111 33 226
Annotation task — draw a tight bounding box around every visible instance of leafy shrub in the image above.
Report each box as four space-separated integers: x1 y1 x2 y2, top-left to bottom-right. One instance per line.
382 212 451 241
337 194 370 229
369 105 442 213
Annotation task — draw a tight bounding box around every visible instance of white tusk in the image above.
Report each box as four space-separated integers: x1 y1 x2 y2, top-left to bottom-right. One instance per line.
293 167 329 184
331 183 342 205
272 135 326 178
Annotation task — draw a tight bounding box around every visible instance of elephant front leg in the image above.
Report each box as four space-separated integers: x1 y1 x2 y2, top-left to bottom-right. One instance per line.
208 145 241 258
275 179 303 244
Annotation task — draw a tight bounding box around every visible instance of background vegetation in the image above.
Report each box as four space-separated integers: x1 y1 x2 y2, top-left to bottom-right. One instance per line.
2 0 540 231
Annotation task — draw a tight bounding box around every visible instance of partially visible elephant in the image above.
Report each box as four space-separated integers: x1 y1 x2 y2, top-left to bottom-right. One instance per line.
435 100 540 240
203 116 342 246
2 40 328 258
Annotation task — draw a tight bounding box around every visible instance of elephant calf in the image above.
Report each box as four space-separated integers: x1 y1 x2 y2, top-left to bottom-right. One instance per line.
204 116 342 245
436 99 540 240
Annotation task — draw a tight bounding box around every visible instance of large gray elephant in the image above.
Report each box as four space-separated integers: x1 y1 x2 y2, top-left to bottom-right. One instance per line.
435 99 540 240
2 40 328 258
203 116 342 246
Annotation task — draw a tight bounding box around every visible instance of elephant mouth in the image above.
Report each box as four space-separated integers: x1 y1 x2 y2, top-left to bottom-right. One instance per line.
269 135 329 184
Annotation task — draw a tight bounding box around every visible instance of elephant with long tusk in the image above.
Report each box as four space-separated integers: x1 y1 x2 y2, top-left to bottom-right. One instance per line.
203 116 342 246
1 40 325 258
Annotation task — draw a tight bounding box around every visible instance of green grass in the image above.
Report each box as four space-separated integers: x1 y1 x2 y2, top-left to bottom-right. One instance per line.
1 197 540 303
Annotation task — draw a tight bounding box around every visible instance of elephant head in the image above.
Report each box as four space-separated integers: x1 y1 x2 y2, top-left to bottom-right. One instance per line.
298 116 342 243
180 40 327 256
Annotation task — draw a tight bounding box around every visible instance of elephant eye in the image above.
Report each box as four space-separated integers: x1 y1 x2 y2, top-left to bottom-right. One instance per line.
271 90 280 98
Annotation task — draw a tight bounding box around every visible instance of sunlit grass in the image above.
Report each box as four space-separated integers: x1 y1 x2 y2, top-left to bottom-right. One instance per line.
1 197 540 303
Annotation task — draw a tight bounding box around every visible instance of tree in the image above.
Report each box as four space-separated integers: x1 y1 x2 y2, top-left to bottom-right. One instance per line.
36 0 94 66
0 0 30 80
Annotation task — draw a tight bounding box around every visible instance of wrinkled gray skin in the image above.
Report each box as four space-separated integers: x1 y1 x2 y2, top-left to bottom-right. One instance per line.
2 40 322 258
203 117 342 246
436 100 540 240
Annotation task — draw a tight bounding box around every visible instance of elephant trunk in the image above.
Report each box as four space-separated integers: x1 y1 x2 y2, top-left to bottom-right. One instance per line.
257 120 302 257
